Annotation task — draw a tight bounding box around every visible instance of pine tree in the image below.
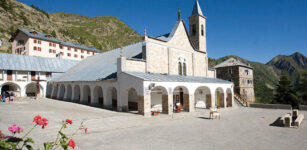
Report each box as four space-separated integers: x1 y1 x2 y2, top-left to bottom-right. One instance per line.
298 71 307 104
273 73 299 108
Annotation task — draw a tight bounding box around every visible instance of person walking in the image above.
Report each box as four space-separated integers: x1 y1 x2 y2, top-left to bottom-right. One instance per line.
2 91 6 102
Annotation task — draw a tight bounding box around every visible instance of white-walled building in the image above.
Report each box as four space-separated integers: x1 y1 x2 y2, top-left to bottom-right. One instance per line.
0 53 77 97
9 29 101 61
47 0 235 117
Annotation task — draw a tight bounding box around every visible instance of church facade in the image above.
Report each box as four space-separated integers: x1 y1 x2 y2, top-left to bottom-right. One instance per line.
46 0 234 117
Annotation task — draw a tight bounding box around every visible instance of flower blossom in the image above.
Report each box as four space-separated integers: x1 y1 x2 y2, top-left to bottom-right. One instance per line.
33 115 48 129
8 125 23 134
68 139 76 149
66 119 72 125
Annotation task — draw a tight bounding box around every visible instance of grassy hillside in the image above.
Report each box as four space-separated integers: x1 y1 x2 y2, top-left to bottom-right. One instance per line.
0 0 142 52
209 56 279 104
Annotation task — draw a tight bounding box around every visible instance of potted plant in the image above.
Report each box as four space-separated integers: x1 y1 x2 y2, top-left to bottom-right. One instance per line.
151 111 160 116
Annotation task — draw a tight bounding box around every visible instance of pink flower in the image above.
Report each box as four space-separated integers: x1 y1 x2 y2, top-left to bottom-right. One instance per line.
8 125 22 134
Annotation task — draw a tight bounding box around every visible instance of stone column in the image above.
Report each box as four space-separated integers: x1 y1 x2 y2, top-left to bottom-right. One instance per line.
206 94 211 108
211 94 216 107
189 94 195 112
119 90 128 112
222 93 226 108
168 94 173 115
90 89 97 106
138 95 151 118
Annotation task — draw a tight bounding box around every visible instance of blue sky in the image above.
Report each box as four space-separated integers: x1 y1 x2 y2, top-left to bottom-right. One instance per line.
18 0 307 63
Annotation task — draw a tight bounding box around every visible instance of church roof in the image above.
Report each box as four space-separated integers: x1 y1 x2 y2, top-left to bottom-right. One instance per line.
155 21 180 42
124 71 232 84
0 53 78 72
10 29 101 53
191 0 204 16
51 42 144 82
213 58 253 69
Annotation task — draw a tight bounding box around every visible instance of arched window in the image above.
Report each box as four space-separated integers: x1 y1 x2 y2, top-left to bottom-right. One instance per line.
178 62 182 75
178 57 187 76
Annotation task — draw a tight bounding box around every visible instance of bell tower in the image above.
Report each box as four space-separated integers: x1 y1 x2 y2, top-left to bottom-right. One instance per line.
189 0 206 53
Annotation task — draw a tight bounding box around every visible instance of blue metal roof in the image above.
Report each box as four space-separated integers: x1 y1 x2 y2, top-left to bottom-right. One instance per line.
124 71 232 84
0 53 78 72
18 29 101 53
52 42 144 82
191 0 204 16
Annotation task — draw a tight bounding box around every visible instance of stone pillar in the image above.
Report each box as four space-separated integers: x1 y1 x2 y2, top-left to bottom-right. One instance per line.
90 89 97 106
168 94 173 115
138 95 151 118
189 94 195 112
119 90 128 112
211 94 216 107
222 93 226 108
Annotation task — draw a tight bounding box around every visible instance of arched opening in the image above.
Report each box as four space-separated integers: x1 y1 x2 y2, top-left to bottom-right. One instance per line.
0 82 21 97
82 85 91 104
58 84 65 100
107 87 117 110
46 84 53 98
194 86 211 109
226 88 233 107
215 87 224 108
66 84 72 101
93 86 103 107
173 86 189 112
25 82 44 97
128 88 138 111
73 85 81 103
150 86 168 114
52 85 58 99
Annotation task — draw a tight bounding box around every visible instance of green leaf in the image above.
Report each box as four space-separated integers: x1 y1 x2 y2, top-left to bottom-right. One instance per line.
26 144 34 150
44 142 51 150
59 131 68 140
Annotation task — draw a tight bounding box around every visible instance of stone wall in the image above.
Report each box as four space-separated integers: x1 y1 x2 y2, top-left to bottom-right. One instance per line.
250 104 292 110
125 59 146 72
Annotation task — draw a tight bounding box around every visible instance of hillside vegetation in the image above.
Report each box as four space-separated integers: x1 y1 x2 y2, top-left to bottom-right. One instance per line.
0 0 142 52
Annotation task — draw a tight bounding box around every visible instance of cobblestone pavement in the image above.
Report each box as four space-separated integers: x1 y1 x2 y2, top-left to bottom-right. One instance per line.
0 98 306 150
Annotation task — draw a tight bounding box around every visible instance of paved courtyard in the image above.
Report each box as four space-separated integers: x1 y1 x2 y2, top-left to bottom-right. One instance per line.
0 98 306 150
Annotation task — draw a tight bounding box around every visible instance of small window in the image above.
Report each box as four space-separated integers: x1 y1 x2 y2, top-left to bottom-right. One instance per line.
49 43 52 46
33 46 37 50
60 52 64 55
34 40 37 43
81 55 84 59
183 63 187 76
53 50 56 53
74 54 78 58
38 40 41 44
87 51 90 54
46 72 52 78
92 52 95 55
68 47 71 50
192 24 197 36
178 62 182 75
81 50 84 53
75 49 78 52
49 49 52 53
38 47 41 51
67 53 71 57
201 25 204 36
53 43 56 47
60 45 63 49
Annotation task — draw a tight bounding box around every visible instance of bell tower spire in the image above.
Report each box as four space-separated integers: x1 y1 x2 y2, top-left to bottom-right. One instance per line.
189 0 206 53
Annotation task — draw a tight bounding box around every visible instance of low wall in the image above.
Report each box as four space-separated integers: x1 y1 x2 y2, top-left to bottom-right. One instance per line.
250 104 292 110
299 105 307 111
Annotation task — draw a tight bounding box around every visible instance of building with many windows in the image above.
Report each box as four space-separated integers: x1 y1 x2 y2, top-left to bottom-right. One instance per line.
9 29 101 61
0 53 77 98
46 0 235 117
214 58 255 104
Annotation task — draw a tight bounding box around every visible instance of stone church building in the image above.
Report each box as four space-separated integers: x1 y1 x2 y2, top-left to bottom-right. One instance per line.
46 0 234 117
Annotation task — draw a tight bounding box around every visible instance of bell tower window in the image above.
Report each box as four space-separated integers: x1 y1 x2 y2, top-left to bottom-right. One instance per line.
192 24 196 36
201 25 204 36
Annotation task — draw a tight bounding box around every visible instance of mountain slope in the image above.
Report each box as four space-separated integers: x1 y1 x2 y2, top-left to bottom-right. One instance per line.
266 52 307 87
209 56 279 104
0 0 142 52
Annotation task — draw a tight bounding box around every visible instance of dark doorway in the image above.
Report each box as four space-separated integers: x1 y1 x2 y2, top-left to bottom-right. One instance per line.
7 70 12 81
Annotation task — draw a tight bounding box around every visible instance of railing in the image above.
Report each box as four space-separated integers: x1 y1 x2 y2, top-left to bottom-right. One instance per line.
234 93 249 107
